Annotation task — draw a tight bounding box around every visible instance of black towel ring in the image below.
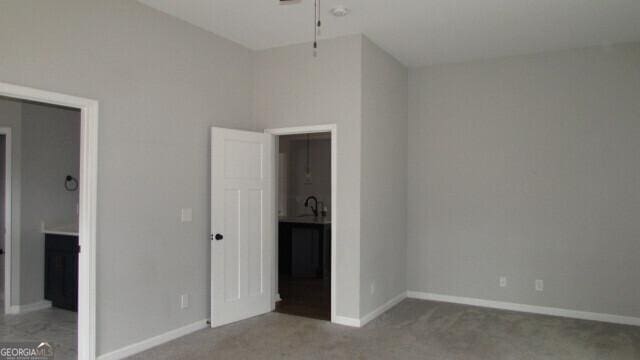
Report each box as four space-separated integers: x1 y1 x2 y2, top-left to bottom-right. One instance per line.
65 175 78 191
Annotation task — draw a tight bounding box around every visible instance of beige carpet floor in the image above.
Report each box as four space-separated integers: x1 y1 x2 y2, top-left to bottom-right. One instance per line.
130 298 640 359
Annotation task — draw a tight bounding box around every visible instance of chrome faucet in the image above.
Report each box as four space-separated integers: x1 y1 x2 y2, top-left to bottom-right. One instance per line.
304 196 319 217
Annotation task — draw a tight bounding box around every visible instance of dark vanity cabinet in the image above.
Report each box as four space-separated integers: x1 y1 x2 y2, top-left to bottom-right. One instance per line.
44 234 79 311
279 221 331 279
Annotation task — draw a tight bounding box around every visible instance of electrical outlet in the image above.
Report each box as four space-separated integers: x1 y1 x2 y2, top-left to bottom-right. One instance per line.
180 294 190 309
535 280 544 292
181 208 192 223
499 276 507 288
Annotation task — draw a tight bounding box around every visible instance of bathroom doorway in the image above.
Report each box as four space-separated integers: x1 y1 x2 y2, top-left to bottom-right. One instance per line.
268 125 336 321
0 97 81 358
0 82 98 359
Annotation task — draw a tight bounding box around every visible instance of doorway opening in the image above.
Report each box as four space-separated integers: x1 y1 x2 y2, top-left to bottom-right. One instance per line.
268 125 336 322
0 82 98 359
0 96 80 357
0 130 7 309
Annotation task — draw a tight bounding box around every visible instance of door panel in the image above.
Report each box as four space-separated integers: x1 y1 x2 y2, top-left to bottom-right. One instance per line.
247 189 264 297
211 127 273 327
223 189 240 302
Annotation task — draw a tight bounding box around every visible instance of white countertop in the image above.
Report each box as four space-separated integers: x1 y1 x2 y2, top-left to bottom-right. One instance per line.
42 223 79 236
279 216 331 225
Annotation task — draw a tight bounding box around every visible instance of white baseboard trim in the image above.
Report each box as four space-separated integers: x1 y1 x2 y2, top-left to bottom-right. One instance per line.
407 291 640 327
334 291 408 328
360 291 407 327
334 316 360 327
7 300 52 314
97 319 209 360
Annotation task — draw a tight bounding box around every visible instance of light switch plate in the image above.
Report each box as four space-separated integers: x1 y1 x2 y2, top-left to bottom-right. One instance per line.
181 208 192 223
180 294 189 309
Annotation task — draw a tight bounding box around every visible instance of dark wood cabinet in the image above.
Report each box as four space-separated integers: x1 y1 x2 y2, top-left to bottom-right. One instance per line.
44 234 78 311
278 221 331 279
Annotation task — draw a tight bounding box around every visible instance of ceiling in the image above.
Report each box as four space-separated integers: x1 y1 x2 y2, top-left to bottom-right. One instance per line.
138 0 640 67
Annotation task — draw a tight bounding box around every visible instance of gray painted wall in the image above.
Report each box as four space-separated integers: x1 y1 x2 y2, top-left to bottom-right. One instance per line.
253 35 363 319
360 37 408 317
0 0 253 355
254 35 410 320
20 102 80 304
9 0 635 355
407 43 640 318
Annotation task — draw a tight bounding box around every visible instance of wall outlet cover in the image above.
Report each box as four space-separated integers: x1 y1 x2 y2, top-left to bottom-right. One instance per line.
180 294 190 309
535 280 544 291
499 276 507 288
181 208 193 223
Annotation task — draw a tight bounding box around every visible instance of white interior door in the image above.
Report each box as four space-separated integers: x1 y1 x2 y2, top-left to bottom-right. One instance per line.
210 127 273 327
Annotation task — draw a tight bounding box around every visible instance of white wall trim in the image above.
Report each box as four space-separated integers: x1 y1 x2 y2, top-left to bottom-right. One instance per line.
407 291 640 327
7 300 51 314
334 316 360 327
265 124 338 324
360 291 407 327
334 292 408 328
0 81 99 360
0 127 12 316
265 125 337 136
97 319 208 360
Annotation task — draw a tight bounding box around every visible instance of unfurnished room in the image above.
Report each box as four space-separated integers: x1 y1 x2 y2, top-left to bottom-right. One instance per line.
0 1 639 359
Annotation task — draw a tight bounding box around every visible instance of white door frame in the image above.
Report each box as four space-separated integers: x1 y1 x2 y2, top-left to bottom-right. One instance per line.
265 124 337 323
0 127 11 314
0 81 98 360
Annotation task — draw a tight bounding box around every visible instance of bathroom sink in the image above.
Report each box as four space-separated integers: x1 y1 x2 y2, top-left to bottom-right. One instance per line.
279 215 331 225
297 214 316 218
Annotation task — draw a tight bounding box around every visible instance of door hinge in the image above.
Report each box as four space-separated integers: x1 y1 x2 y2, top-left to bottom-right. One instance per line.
77 245 81 254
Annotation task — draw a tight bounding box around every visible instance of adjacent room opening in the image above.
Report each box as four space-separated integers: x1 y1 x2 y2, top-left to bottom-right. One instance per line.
275 132 332 321
0 90 94 359
0 82 98 359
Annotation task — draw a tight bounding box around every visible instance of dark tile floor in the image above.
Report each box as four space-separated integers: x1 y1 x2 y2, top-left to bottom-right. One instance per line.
275 275 330 321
